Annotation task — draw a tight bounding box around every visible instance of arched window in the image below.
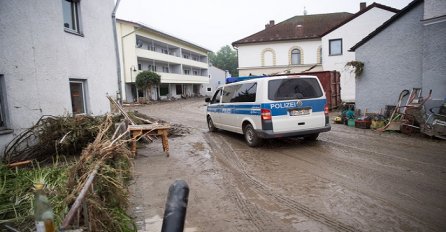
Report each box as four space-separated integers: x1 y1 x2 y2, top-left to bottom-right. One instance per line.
264 51 274 66
291 49 301 65
261 48 276 66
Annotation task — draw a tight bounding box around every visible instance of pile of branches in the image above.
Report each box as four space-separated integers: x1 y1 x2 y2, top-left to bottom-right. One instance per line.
1 115 135 231
63 115 134 231
3 115 111 164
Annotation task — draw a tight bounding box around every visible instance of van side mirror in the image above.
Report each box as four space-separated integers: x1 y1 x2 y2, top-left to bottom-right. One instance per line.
205 97 211 103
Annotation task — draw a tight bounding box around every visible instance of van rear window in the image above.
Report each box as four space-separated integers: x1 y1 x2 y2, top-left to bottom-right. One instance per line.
268 78 323 100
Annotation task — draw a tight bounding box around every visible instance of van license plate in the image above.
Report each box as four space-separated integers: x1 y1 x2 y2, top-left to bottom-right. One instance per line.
290 109 311 116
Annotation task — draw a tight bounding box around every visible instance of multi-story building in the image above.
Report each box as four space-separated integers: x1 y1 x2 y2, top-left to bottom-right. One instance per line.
116 19 210 102
0 0 119 154
232 13 352 76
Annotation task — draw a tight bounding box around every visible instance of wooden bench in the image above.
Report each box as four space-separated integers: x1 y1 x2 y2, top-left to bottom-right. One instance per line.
128 124 171 157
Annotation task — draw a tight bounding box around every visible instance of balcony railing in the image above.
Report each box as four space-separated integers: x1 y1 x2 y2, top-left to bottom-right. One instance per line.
131 70 209 84
136 49 208 69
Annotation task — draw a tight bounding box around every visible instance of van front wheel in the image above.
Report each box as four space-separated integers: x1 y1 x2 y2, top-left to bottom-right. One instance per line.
244 124 263 147
207 116 217 132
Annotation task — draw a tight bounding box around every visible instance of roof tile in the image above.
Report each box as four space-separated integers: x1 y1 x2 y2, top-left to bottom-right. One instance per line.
233 12 353 46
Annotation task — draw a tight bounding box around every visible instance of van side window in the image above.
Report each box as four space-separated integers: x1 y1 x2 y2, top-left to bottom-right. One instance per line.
210 89 222 104
268 78 323 100
222 85 239 103
231 83 257 102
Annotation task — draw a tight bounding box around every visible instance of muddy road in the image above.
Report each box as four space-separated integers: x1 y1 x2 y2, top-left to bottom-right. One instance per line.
128 98 446 232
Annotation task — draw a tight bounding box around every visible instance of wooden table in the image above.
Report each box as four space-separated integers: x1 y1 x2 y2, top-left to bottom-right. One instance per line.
128 124 171 157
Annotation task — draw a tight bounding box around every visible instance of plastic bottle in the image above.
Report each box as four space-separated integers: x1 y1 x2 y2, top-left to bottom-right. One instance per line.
34 183 55 232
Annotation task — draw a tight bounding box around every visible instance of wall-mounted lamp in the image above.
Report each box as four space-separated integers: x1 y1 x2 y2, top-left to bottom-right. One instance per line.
132 66 137 72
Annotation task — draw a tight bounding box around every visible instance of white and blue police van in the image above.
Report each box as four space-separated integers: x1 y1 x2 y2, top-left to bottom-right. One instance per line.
205 75 331 146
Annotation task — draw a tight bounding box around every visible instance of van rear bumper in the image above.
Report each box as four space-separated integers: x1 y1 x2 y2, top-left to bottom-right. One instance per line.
255 125 331 138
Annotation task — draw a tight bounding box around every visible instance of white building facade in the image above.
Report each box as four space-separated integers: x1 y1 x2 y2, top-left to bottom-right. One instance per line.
322 3 398 102
236 40 323 76
116 20 210 102
0 0 119 154
202 66 229 96
233 13 353 77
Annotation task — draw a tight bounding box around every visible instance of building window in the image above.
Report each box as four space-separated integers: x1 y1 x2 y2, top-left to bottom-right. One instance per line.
291 49 301 65
193 70 198 76
148 64 157 72
183 54 189 59
70 80 87 114
62 0 81 34
138 64 142 70
159 84 168 96
176 85 183 95
207 87 212 92
184 69 190 75
261 48 276 66
161 49 168 54
329 39 342 56
162 66 169 73
0 75 9 130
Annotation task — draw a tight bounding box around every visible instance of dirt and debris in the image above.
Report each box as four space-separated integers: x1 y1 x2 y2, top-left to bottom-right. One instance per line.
128 98 446 232
3 115 114 164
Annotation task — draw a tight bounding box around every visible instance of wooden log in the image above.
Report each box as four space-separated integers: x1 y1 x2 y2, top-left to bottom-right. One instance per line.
7 160 32 168
61 164 99 229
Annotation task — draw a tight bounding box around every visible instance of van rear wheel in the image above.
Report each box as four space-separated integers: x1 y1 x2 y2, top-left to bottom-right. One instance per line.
244 124 263 147
207 116 217 132
304 133 319 141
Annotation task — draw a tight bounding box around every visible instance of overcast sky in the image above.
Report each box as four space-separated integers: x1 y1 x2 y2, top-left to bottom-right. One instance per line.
117 0 413 52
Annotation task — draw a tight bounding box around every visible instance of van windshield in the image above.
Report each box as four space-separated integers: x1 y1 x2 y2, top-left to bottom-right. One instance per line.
268 78 323 101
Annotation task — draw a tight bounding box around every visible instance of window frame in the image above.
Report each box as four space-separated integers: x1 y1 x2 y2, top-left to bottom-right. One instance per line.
291 49 301 65
0 75 11 131
62 0 82 35
69 79 88 115
329 39 343 56
176 85 183 95
210 88 222 104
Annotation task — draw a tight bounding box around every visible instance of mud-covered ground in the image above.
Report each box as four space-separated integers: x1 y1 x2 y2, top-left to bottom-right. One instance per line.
127 98 446 232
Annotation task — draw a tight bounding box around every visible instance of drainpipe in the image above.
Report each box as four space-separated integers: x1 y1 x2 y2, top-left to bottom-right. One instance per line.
112 0 122 104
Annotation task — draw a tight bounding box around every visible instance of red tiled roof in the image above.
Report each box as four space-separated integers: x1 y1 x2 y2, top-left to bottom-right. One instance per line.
232 12 353 46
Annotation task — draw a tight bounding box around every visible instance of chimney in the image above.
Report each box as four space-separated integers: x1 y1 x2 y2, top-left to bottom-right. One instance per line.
360 2 366 10
265 20 275 29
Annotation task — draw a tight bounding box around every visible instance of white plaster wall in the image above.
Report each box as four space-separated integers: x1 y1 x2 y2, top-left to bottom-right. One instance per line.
202 66 226 96
322 7 397 102
237 40 321 68
355 3 424 113
424 0 446 19
0 0 118 153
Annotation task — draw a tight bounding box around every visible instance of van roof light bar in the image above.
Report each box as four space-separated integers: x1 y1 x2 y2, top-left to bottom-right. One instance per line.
225 72 307 84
